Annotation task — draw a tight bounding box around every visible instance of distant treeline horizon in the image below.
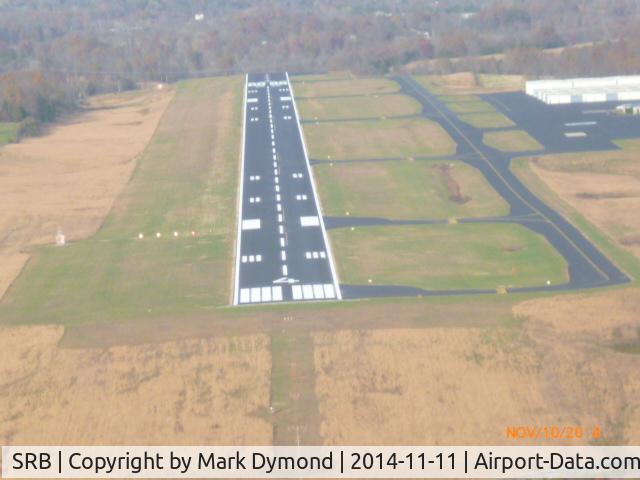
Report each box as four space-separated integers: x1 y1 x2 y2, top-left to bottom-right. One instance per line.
1 0 639 130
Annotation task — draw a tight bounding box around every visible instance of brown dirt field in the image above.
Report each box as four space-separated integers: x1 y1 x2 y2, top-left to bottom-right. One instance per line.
314 288 640 444
433 164 470 203
530 161 640 257
0 325 271 444
0 87 173 300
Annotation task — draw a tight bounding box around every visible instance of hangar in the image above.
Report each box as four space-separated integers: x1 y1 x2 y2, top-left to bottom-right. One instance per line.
526 75 640 105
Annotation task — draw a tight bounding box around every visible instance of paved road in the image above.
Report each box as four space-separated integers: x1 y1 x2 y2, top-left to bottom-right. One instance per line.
233 72 341 305
339 76 631 299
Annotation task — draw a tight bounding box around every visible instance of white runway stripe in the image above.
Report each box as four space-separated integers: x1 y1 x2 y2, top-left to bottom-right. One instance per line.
241 219 261 230
300 216 320 227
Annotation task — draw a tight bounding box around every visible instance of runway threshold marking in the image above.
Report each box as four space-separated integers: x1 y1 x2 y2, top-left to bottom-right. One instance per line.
404 76 610 283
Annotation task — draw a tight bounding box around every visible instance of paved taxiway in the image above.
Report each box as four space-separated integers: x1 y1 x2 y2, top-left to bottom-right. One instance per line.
337 76 631 300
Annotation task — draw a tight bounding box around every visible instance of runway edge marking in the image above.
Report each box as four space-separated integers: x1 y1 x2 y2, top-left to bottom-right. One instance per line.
286 72 342 300
232 74 249 306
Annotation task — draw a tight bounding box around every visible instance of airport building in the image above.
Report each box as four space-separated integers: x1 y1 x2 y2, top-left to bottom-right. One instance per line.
525 75 640 105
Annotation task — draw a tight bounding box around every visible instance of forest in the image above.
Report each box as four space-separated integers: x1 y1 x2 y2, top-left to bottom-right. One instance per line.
1 0 640 130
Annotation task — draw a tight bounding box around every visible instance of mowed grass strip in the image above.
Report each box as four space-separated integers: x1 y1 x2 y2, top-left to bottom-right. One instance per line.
415 77 516 128
1 76 243 326
483 130 543 152
314 160 509 219
292 77 399 98
330 224 568 290
297 94 421 121
458 112 515 129
0 122 20 145
304 118 456 160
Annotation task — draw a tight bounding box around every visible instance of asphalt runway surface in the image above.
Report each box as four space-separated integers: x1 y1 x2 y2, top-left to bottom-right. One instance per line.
233 72 341 305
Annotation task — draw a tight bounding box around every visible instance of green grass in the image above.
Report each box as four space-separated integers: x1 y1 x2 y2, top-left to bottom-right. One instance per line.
613 342 640 355
330 223 568 290
483 130 544 152
511 156 640 282
0 121 20 145
446 99 497 114
297 94 421 120
1 76 244 326
313 160 509 219
303 118 456 160
458 112 515 129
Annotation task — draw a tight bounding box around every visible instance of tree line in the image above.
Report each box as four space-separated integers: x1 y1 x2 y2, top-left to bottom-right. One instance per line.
1 0 639 132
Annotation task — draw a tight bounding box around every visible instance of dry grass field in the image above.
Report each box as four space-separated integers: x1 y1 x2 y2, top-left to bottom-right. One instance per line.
515 140 640 258
483 130 544 152
0 325 271 444
0 87 173 299
415 72 526 95
314 287 640 445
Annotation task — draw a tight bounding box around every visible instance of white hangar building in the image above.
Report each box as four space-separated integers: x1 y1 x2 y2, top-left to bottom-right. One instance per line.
525 75 640 105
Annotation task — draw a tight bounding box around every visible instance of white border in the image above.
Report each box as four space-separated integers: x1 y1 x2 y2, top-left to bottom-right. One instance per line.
286 72 342 300
232 74 248 305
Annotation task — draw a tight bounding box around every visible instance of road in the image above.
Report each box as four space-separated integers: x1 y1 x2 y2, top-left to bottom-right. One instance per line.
233 72 341 305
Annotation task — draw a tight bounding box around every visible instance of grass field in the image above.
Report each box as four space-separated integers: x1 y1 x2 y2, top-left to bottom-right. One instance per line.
512 144 640 281
414 73 525 95
330 224 568 290
313 160 509 219
292 77 399 97
458 112 515 128
483 130 543 152
416 80 516 129
304 118 456 160
4 71 640 448
290 72 353 83
1 76 243 326
0 122 19 145
297 94 421 120
445 97 498 114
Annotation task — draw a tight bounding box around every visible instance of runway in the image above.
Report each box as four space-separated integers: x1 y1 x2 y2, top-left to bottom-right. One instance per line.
233 73 633 304
232 72 341 305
